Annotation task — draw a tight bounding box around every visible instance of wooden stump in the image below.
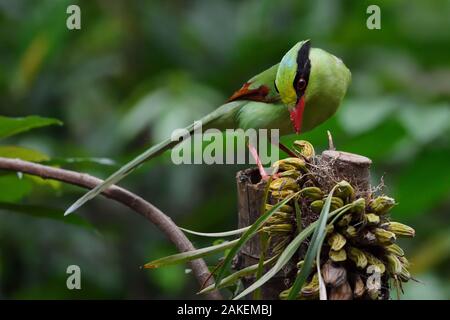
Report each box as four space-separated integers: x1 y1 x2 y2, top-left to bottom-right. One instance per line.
234 149 373 300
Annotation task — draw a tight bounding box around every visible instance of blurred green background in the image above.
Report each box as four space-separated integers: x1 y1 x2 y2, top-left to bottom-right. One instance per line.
0 0 449 299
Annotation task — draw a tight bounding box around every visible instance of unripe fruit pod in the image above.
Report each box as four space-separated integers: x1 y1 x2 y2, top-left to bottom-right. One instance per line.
385 243 405 257
310 200 324 214
269 177 299 191
334 180 355 202
330 197 344 211
386 253 402 275
301 273 320 297
271 190 295 199
351 198 366 215
265 203 293 213
273 157 306 172
293 140 315 159
278 169 301 179
337 213 352 227
364 213 380 225
365 252 386 274
383 221 415 237
329 248 347 262
300 187 323 200
343 225 358 238
369 196 396 215
347 246 368 269
374 228 396 245
328 232 347 251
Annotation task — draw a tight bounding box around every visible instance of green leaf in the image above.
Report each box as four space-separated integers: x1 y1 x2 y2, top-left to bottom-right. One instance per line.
287 186 337 300
198 255 278 295
0 115 62 139
179 226 250 237
233 217 318 300
0 145 50 162
215 191 299 288
0 175 33 202
0 202 94 230
143 239 239 269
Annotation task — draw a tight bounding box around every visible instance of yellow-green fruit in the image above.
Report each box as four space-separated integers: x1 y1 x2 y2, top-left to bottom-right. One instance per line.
328 232 347 251
365 213 380 225
399 264 411 282
343 225 358 238
265 203 293 213
310 200 324 214
261 223 293 234
351 198 366 215
326 224 335 235
385 243 404 257
330 197 344 211
384 221 415 237
334 180 355 201
399 256 410 268
369 196 395 215
278 169 301 179
300 187 323 200
301 273 319 297
293 140 315 159
330 248 347 262
374 228 396 245
269 177 299 191
365 252 386 274
271 190 295 199
273 157 306 172
386 253 402 275
337 213 352 227
347 247 368 269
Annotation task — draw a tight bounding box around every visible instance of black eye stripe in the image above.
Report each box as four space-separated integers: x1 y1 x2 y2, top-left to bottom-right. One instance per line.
293 40 311 96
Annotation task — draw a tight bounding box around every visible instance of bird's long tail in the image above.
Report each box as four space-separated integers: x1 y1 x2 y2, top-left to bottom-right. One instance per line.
64 101 243 215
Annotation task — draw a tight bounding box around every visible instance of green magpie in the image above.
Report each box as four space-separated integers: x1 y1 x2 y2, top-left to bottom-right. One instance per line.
65 40 351 215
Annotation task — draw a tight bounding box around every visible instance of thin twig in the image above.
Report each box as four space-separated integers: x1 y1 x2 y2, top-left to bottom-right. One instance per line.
0 157 222 300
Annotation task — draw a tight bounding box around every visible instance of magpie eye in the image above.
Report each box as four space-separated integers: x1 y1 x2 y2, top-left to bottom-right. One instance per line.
297 78 306 91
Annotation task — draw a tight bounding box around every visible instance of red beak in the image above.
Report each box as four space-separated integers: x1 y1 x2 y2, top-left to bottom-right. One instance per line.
289 96 305 134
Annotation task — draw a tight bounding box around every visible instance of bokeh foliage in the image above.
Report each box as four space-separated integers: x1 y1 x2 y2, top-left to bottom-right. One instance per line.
0 0 449 299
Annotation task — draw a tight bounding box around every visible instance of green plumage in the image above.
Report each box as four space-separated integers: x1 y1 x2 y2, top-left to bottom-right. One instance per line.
65 41 351 215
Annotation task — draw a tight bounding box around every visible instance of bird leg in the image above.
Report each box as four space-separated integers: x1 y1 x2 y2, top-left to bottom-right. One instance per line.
248 143 271 181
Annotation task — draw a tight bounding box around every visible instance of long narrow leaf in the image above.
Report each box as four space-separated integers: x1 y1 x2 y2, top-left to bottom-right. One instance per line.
0 115 62 139
214 191 300 287
179 226 250 237
233 201 349 300
253 233 270 300
143 239 239 269
287 186 338 300
198 255 278 294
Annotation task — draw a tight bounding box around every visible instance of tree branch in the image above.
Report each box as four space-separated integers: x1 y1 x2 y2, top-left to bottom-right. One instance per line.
0 157 222 300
